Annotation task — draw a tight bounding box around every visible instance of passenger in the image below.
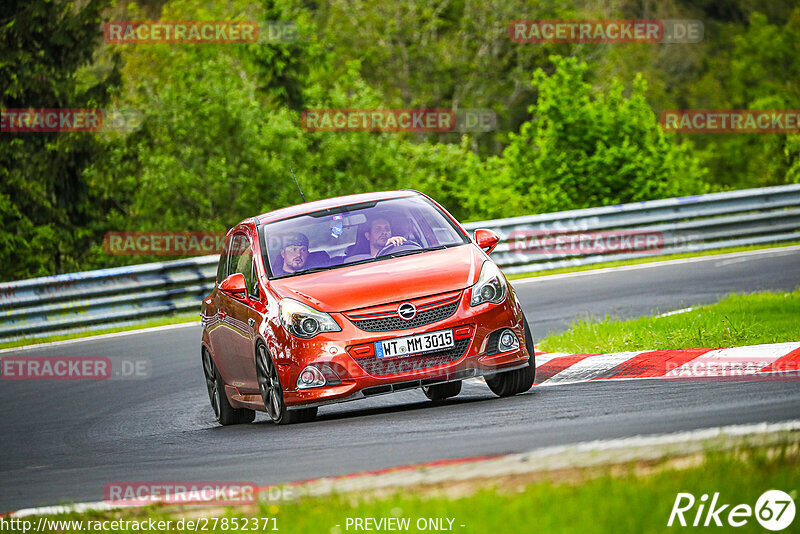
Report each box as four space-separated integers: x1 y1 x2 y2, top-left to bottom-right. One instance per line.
274 233 309 275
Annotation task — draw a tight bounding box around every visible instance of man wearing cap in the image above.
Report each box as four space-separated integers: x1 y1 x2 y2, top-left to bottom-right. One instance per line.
275 233 309 275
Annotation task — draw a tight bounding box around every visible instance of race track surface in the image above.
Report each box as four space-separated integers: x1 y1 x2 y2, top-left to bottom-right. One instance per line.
1 248 799 511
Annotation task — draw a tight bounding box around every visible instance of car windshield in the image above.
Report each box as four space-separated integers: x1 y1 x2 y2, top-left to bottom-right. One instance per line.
260 195 469 278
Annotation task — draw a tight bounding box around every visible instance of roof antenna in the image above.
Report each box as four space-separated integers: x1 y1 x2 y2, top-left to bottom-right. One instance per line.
289 165 306 203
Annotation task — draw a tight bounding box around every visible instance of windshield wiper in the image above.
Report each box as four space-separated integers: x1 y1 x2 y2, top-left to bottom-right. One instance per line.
291 266 332 275
383 244 450 259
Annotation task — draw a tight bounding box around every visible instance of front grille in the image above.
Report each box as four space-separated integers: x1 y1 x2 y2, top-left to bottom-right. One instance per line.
354 338 471 376
350 301 459 332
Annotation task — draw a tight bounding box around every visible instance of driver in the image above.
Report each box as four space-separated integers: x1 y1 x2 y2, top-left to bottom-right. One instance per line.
275 232 309 275
365 217 407 257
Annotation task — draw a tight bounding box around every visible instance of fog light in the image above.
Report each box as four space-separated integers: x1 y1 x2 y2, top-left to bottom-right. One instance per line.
296 364 342 389
498 329 520 352
296 365 326 389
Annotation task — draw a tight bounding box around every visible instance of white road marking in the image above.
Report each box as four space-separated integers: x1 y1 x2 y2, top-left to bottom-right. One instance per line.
655 306 695 318
0 322 201 354
510 244 800 285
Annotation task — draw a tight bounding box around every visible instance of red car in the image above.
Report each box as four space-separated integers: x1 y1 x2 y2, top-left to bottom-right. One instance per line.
200 190 535 425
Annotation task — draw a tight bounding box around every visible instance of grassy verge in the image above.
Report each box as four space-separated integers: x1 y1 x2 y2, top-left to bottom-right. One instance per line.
505 241 800 280
8 444 798 533
0 313 199 351
538 288 800 353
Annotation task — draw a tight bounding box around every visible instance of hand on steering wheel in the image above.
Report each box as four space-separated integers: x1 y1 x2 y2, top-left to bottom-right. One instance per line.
376 238 422 257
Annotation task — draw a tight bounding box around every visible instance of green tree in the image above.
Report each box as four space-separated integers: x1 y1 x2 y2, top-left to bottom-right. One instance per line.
495 56 709 217
0 0 120 280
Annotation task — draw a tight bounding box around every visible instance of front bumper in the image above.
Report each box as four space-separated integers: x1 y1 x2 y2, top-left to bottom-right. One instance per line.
281 289 530 409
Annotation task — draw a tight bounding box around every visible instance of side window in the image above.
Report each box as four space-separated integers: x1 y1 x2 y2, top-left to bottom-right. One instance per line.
230 233 255 295
413 207 462 246
216 235 233 284
249 260 259 298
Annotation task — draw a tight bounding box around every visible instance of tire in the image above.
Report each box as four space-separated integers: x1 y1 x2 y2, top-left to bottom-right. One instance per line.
256 344 318 425
486 312 536 397
202 348 255 425
422 380 462 401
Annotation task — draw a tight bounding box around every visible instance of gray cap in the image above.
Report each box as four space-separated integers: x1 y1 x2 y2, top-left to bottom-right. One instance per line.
281 232 309 249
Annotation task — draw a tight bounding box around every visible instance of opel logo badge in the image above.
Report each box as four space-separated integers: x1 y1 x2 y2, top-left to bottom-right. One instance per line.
397 303 417 320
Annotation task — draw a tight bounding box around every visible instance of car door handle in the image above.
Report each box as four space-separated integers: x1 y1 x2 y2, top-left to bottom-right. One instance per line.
218 310 227 318
248 318 255 327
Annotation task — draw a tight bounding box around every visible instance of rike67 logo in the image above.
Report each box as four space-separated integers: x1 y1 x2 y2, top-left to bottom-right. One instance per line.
668 490 796 530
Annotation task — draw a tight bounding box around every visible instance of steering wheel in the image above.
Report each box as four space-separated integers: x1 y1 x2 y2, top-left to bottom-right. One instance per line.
376 239 422 257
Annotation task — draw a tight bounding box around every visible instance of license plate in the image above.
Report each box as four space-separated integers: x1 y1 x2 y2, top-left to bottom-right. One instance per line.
374 329 455 359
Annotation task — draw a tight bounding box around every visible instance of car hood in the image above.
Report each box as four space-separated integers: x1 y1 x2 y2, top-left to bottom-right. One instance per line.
269 245 485 313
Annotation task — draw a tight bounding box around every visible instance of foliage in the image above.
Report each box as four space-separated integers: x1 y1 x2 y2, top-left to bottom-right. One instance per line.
0 0 120 279
2 0 799 280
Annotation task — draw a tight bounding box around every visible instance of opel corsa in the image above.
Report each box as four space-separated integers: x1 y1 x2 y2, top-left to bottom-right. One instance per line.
201 190 535 425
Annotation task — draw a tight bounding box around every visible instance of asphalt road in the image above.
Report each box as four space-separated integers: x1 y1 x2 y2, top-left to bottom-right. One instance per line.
1 247 799 512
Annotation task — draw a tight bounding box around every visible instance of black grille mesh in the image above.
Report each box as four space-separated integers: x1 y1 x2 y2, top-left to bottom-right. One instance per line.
355 338 471 376
350 301 459 332
485 330 501 355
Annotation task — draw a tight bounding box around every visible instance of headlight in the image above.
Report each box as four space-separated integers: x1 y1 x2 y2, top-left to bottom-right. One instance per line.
279 298 341 338
470 261 507 306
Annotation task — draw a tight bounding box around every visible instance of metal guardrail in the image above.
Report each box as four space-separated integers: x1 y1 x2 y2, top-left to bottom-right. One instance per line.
1 184 799 344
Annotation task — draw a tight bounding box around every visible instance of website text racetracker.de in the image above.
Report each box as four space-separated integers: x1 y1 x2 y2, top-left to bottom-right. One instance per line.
0 517 278 533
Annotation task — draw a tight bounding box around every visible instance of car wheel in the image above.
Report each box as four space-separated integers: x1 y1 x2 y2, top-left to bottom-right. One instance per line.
256 344 317 425
422 380 462 401
486 312 536 397
202 348 255 425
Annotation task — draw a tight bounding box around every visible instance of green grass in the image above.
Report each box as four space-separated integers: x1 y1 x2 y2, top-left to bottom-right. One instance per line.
538 288 800 354
0 313 199 350
8 445 798 533
505 241 800 280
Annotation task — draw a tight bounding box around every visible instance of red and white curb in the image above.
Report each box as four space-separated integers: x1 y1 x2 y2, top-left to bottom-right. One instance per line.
531 341 800 385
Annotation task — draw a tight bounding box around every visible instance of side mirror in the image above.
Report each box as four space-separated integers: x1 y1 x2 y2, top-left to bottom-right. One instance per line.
219 273 248 299
474 229 500 254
